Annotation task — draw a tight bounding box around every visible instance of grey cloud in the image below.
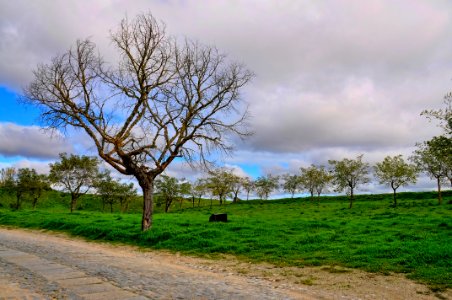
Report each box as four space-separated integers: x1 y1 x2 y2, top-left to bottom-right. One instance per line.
0 0 450 195
0 123 73 159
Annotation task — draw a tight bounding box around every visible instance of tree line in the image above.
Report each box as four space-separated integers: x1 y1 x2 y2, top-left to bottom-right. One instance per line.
156 98 451 209
0 153 137 212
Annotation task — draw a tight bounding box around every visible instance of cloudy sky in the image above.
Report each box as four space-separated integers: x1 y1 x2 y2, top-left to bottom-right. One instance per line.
0 0 450 195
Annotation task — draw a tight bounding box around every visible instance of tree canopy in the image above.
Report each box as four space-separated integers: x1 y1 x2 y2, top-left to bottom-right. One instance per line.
23 13 252 231
49 153 102 212
254 174 279 200
374 155 417 207
329 155 369 208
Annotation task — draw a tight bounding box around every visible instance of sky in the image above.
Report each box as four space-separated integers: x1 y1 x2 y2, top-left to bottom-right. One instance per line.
0 0 450 196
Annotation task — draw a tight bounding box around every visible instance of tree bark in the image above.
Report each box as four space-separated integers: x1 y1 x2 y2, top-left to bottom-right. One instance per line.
392 188 397 207
437 176 442 205
15 192 21 210
165 199 171 213
349 188 354 209
70 193 77 213
391 181 397 207
32 197 38 210
139 177 155 231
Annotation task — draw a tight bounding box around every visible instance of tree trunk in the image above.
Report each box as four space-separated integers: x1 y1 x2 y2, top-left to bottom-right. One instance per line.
349 188 354 209
70 193 77 213
192 196 195 208
139 177 155 231
165 199 171 212
32 197 38 210
15 192 21 210
437 176 442 205
392 188 397 207
110 202 113 213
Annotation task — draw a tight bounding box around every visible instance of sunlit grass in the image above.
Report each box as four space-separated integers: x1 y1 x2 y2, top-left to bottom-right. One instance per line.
0 190 451 290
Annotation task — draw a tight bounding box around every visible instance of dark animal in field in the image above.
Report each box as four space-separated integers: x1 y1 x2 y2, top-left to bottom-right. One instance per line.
209 213 228 222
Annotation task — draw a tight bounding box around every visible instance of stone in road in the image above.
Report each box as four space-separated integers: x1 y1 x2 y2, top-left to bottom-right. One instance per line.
0 227 308 299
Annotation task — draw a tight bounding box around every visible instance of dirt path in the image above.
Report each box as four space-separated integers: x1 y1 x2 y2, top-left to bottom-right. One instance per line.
0 227 449 300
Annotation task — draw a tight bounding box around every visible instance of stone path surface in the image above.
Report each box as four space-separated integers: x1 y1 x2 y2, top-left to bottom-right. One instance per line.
0 227 309 300
0 227 450 300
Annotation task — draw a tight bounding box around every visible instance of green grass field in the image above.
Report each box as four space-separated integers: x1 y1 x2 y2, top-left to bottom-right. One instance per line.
0 190 451 290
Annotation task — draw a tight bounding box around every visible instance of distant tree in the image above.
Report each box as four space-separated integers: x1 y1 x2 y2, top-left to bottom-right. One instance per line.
427 136 452 187
374 155 418 207
3 168 21 209
411 137 450 204
96 173 137 213
421 97 452 135
18 168 49 210
299 165 331 200
0 168 16 187
155 175 183 212
49 153 102 213
241 177 254 201
190 178 207 207
299 166 317 198
206 168 235 207
254 174 279 200
23 13 253 231
230 174 243 203
178 181 191 209
314 166 332 199
282 174 301 198
329 155 370 208
115 182 137 213
95 172 118 212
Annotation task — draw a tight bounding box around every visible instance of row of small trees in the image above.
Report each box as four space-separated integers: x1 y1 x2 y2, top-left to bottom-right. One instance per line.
0 153 137 212
152 154 415 210
152 100 450 210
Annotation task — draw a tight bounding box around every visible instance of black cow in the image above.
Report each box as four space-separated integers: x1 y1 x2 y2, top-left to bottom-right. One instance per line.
209 213 228 222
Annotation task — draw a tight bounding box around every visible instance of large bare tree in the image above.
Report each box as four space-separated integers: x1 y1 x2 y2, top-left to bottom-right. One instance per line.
23 13 253 231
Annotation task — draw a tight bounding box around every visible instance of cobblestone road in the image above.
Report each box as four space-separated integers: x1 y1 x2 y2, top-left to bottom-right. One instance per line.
0 227 308 299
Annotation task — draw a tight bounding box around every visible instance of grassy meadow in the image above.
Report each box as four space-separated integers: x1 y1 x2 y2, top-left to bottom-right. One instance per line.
0 190 451 290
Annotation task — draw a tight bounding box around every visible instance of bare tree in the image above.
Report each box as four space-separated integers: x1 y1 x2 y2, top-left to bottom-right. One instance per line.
23 13 252 231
